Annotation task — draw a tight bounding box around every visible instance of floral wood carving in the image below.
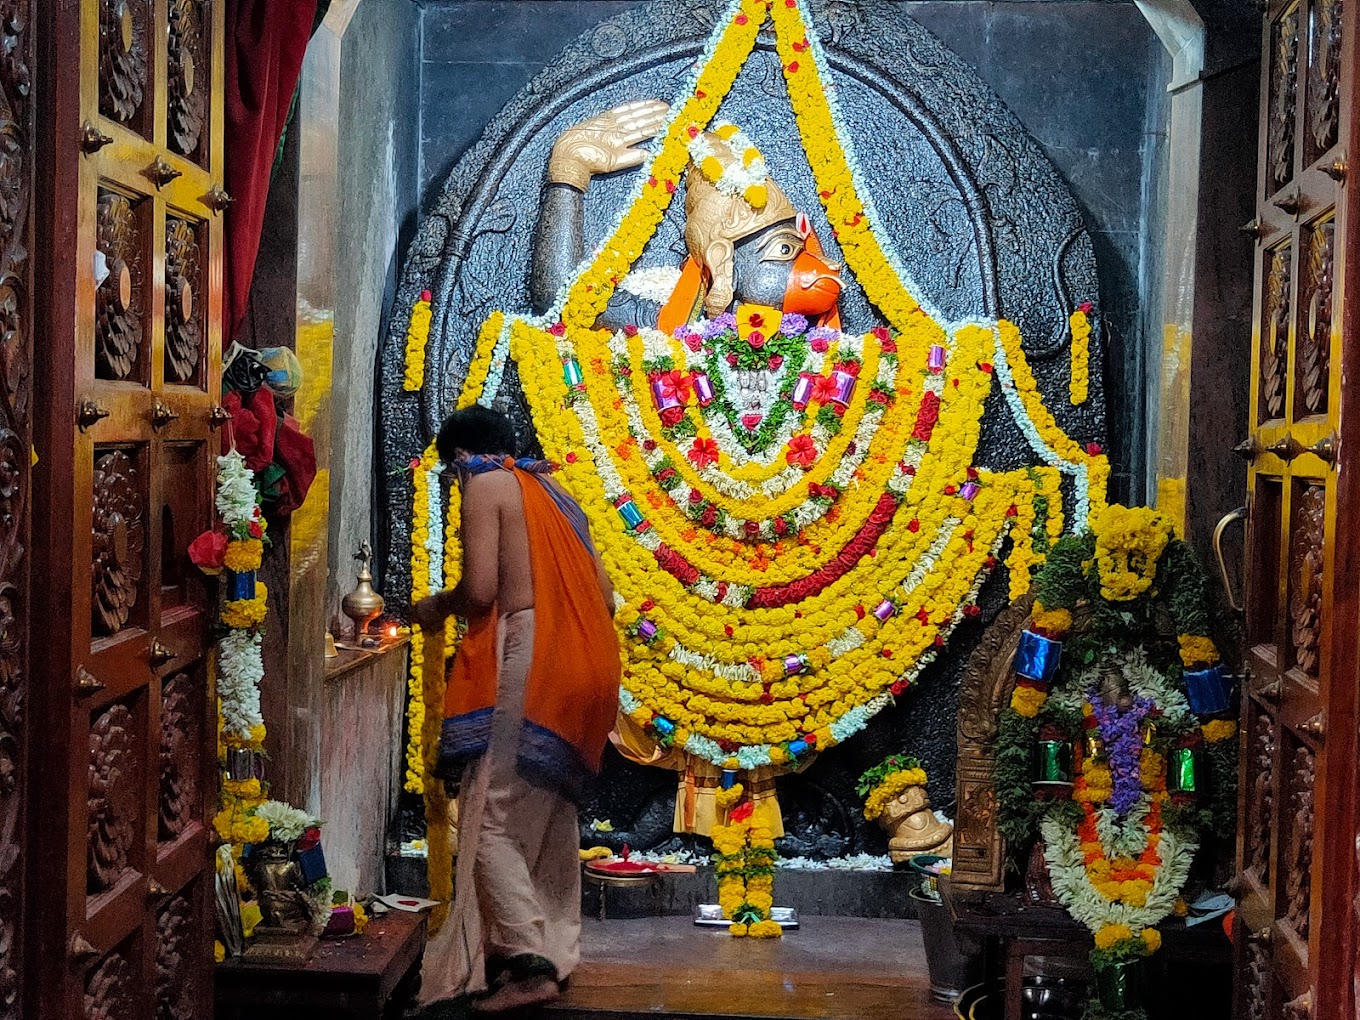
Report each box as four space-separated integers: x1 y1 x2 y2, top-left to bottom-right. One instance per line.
155 894 197 1020
167 0 207 158
83 948 134 1020
98 0 149 126
95 191 144 382
1263 245 1291 421
0 4 29 1018
1247 712 1275 883
92 449 144 636
1244 939 1269 1020
87 702 136 893
1290 485 1325 675
159 672 199 841
1269 8 1299 191
952 593 1034 893
1308 0 1342 156
164 218 201 384
1285 744 1316 939
1298 220 1333 416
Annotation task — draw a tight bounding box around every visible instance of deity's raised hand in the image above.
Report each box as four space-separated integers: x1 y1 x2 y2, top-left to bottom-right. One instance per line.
548 99 670 192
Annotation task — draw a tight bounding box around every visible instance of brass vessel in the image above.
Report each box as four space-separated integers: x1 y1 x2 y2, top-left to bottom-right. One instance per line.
341 541 384 638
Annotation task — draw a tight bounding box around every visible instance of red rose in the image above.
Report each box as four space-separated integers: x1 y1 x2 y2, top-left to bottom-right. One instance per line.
979 361 994 374
907 519 920 533
726 352 739 367
701 506 717 527
810 337 830 353
188 529 227 573
297 826 322 852
549 322 566 337
623 324 639 337
773 518 789 536
1087 442 1103 455
689 488 703 504
659 406 685 427
657 467 676 482
769 354 784 369
744 520 760 536
912 391 941 441
747 331 766 349
248 519 265 539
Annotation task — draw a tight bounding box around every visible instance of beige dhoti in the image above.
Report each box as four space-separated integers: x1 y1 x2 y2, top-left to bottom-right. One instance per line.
419 609 582 1006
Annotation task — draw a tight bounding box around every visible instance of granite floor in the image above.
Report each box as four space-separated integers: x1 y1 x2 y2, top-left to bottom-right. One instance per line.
548 915 959 1019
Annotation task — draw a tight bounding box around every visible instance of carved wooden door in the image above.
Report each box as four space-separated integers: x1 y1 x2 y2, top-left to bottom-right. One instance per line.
1234 2 1357 1018
30 2 226 1018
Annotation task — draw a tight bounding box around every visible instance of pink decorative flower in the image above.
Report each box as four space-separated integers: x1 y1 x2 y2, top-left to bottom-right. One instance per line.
786 434 818 468
687 437 720 469
811 375 838 405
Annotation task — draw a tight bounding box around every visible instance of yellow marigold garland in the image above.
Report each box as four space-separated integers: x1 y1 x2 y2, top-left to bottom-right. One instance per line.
1069 304 1092 405
223 538 263 573
412 0 1112 774
222 582 268 629
403 291 433 391
1092 505 1172 602
862 767 928 820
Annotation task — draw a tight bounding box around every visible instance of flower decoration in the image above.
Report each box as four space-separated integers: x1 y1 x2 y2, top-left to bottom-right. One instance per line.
994 506 1238 1020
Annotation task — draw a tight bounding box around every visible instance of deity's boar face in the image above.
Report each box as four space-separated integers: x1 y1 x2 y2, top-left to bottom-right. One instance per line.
730 219 841 316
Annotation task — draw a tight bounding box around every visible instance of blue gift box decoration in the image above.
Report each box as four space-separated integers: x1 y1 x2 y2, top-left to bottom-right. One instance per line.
226 569 256 602
787 739 809 757
1014 630 1062 684
1184 664 1234 716
295 844 328 886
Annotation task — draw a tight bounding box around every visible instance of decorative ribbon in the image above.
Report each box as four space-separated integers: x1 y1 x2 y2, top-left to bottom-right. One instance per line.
1183 664 1232 716
1015 630 1063 684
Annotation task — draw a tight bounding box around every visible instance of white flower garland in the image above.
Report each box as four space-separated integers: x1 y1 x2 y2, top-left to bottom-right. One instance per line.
686 121 770 201
216 449 258 528
219 629 265 739
1042 816 1196 933
619 265 685 304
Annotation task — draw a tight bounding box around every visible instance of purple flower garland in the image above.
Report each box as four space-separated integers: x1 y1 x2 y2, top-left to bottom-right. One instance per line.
1088 690 1155 817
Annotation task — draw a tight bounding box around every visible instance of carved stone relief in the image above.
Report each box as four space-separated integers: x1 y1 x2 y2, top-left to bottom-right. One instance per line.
92 449 145 636
1248 712 1275 883
1269 7 1299 191
1263 244 1291 422
164 218 202 384
159 672 199 841
167 0 207 159
1289 484 1324 676
1297 219 1332 417
155 893 197 1020
83 947 135 1020
98 0 150 128
95 191 144 383
1285 744 1316 939
87 702 136 893
1308 0 1342 158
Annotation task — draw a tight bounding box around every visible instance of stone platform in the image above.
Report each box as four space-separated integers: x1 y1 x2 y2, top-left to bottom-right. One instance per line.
388 853 921 920
547 915 956 1020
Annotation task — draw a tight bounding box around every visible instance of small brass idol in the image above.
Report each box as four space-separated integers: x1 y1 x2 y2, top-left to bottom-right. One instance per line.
341 541 384 638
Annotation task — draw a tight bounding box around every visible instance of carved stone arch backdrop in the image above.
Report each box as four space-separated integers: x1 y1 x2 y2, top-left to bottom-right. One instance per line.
381 0 1108 848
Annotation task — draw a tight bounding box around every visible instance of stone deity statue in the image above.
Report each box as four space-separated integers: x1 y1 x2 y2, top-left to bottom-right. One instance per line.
533 100 843 331
531 101 849 839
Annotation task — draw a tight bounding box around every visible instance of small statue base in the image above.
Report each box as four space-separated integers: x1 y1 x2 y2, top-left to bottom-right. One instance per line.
240 930 318 965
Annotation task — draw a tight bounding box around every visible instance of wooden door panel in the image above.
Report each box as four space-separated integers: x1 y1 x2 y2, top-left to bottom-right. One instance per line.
33 1 224 1017
1237 2 1355 1016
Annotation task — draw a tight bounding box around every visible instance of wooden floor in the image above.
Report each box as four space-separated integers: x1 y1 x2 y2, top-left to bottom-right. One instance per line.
548 915 958 1020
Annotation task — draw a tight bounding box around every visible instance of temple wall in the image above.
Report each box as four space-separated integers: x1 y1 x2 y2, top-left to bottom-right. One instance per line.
329 0 423 625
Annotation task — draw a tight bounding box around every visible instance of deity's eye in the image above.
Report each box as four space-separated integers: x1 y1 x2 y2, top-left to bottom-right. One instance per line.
761 233 803 263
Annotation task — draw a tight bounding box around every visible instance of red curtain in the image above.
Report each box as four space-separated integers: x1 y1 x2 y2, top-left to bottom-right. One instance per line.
224 0 319 343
